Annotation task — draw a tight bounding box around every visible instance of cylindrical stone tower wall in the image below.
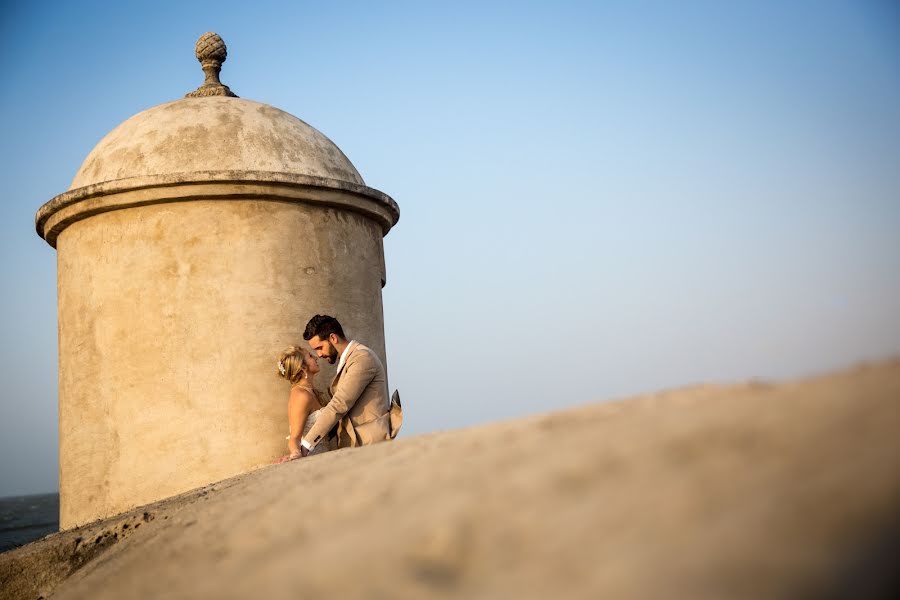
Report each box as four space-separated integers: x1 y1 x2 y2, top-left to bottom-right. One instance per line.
51 196 391 528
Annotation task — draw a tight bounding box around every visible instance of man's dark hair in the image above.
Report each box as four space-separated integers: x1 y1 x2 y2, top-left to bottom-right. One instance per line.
303 315 346 341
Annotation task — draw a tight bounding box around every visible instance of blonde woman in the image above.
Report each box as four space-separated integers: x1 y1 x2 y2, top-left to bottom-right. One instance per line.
274 346 329 463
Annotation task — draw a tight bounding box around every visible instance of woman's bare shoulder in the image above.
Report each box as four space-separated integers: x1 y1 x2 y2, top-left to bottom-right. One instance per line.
288 386 318 411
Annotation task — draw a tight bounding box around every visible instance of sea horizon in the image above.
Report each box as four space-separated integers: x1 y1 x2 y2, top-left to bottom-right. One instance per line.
0 492 60 553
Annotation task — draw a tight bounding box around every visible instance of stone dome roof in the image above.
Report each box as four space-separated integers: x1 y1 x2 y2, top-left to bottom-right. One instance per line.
69 97 365 190
37 32 398 249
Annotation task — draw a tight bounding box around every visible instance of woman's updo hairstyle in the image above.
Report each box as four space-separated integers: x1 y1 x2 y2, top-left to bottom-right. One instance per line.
277 346 309 385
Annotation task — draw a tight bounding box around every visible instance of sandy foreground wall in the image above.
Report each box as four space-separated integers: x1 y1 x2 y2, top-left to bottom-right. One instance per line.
2 360 899 599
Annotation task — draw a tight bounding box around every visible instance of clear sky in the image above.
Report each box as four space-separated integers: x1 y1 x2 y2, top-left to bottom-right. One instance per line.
1 0 899 496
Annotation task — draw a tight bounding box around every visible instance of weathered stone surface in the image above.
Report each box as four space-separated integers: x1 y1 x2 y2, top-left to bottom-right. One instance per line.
3 360 898 599
0 478 244 600
36 171 400 248
68 98 363 190
52 199 389 528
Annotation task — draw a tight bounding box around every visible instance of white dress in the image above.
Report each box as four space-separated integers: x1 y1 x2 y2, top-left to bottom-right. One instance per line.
289 384 329 457
301 408 330 456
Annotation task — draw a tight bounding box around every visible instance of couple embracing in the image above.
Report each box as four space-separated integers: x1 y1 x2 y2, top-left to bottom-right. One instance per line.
274 315 401 463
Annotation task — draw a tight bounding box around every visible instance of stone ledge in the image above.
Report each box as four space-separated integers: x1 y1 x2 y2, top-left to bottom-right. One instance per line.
0 473 250 600
36 171 400 248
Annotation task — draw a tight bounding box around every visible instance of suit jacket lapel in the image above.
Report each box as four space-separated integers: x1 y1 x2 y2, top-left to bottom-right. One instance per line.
329 342 357 395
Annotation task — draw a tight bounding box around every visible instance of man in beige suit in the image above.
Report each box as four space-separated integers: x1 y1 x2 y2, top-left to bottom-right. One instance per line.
299 315 397 456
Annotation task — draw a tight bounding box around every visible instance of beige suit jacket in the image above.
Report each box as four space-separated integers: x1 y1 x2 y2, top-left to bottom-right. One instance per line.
305 342 392 449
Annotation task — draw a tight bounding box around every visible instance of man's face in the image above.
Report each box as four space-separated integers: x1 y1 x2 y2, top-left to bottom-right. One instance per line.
308 334 340 364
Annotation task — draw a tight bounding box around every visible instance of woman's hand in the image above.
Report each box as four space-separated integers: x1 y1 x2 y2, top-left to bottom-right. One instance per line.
273 453 302 464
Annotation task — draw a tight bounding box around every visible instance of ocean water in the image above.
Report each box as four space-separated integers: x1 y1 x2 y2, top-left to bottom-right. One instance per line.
0 493 59 553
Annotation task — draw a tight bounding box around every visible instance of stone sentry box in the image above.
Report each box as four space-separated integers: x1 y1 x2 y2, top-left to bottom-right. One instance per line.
35 33 399 529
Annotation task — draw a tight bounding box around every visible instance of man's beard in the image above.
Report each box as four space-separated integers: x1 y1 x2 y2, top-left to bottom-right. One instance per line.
326 344 339 364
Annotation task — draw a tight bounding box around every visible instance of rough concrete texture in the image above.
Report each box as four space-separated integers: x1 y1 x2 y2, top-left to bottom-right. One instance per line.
0 479 238 600
4 360 898 599
55 199 388 528
69 97 364 189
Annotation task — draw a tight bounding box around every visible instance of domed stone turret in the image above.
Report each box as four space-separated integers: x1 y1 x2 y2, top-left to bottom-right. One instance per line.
36 33 399 529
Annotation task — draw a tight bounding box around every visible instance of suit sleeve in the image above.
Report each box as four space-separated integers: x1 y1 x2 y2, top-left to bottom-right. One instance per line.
303 352 377 447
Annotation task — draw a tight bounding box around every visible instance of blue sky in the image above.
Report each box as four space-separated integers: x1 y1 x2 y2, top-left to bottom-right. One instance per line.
1 0 899 496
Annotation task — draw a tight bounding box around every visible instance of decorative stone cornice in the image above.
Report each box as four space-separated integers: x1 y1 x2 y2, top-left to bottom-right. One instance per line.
36 171 400 248
186 32 237 98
